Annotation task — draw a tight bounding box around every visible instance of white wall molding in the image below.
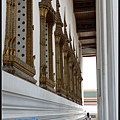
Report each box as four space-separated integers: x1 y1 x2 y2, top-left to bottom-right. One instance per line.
2 71 85 120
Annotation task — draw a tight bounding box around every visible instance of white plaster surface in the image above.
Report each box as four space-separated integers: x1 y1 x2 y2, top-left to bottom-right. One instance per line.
2 71 85 120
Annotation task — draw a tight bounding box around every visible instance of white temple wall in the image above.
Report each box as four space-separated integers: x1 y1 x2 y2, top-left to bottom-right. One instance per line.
2 71 85 120
2 1 85 119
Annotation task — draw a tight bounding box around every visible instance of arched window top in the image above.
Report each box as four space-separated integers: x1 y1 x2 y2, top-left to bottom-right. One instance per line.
46 10 56 24
39 0 56 22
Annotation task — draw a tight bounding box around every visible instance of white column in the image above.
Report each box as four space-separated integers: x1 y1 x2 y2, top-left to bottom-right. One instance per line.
113 1 118 120
100 0 109 120
106 0 118 120
97 0 118 120
96 0 103 119
96 0 109 119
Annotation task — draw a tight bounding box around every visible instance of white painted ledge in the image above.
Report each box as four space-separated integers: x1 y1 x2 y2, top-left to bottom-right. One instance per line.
2 71 86 120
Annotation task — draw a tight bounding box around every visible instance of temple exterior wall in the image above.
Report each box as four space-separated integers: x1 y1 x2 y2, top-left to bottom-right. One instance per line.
2 1 84 119
2 71 85 120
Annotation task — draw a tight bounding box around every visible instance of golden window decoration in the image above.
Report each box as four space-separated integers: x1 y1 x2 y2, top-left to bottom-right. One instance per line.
39 0 56 92
3 0 36 84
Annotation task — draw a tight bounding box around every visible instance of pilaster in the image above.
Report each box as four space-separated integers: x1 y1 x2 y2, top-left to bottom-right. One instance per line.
54 0 64 95
63 52 68 97
39 7 48 88
55 36 61 94
60 44 64 88
73 66 77 102
69 58 73 94
67 56 70 98
26 0 34 67
48 23 54 81
39 0 56 92
5 0 11 41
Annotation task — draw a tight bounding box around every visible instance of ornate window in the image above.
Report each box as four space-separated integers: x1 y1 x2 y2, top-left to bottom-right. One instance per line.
59 40 65 91
68 30 75 100
54 0 65 95
39 0 56 92
3 0 36 84
62 9 71 98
